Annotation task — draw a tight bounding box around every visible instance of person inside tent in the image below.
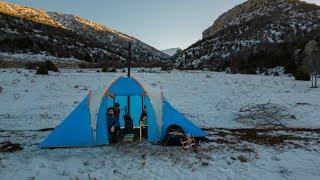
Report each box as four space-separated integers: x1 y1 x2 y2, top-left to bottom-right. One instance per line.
113 102 120 120
139 105 147 121
123 113 133 134
106 107 120 142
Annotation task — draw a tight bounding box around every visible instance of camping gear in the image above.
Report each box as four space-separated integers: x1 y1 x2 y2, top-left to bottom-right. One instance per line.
139 123 148 142
180 135 196 149
162 125 186 146
39 76 207 148
140 120 148 126
122 134 135 142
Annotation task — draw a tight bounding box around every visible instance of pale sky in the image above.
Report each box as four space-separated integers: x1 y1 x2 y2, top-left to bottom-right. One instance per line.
4 0 320 50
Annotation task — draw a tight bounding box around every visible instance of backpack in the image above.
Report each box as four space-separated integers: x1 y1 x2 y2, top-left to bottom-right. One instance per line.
162 125 185 146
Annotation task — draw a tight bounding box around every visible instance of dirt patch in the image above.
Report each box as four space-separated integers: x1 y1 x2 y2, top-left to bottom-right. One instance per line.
203 128 320 148
0 141 23 152
235 130 300 146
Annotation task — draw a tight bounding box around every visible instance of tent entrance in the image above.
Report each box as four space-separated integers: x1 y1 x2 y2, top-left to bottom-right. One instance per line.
113 95 143 128
96 94 155 144
113 95 149 142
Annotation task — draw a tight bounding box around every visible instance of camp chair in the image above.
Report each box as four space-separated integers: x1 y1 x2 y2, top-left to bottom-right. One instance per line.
139 120 148 142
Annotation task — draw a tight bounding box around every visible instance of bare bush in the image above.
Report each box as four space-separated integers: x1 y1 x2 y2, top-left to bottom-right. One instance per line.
25 61 41 70
0 86 3 93
235 102 293 128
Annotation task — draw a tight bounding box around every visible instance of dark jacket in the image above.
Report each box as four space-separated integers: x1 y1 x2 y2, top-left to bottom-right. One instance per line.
114 108 120 120
107 115 120 129
139 112 147 122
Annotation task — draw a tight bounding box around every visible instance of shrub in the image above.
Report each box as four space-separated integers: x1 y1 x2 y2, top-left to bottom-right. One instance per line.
25 62 40 70
102 67 116 73
0 86 3 93
101 67 108 72
36 65 48 75
79 63 87 69
294 66 310 81
239 68 257 74
83 53 93 62
161 66 172 71
44 60 59 72
35 60 58 74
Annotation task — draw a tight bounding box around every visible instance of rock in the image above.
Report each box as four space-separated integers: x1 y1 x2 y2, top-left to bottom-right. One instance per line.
83 160 89 166
201 161 209 166
238 155 249 163
141 161 146 166
61 171 69 176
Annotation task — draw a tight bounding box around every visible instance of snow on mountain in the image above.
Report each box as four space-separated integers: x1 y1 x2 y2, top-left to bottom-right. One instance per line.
0 1 170 66
161 48 182 56
174 0 320 70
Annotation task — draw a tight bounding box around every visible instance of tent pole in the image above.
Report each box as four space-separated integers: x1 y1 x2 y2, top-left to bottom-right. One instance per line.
141 96 144 111
127 42 131 78
127 42 131 115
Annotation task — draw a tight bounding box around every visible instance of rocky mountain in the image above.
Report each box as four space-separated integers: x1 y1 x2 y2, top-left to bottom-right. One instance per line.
161 48 182 56
174 0 320 72
0 1 170 67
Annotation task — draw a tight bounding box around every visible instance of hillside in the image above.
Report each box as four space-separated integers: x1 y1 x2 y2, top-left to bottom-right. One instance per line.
174 0 320 72
162 48 182 56
0 1 170 67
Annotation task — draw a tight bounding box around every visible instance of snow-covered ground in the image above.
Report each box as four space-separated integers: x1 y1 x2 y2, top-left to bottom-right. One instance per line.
0 69 320 179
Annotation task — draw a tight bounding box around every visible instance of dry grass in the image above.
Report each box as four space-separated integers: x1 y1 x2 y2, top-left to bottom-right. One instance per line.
0 141 23 152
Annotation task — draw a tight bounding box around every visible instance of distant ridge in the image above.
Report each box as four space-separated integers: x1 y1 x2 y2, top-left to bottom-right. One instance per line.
174 0 320 72
0 1 170 66
162 48 182 56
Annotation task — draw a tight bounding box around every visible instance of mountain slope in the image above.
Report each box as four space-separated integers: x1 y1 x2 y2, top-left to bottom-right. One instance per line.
0 1 169 66
162 48 182 56
174 0 320 70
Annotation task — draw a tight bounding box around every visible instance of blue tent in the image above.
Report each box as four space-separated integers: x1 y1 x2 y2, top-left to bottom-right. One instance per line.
40 76 207 148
